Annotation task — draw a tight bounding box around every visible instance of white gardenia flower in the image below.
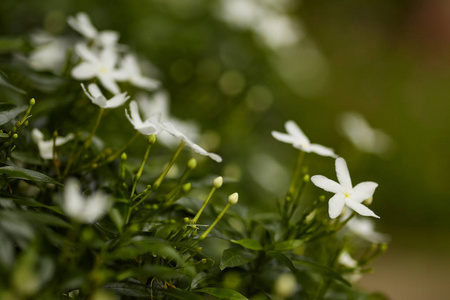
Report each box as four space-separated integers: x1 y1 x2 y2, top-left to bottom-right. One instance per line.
62 178 110 223
161 121 222 163
81 83 129 109
338 251 362 283
28 32 69 74
72 43 128 94
339 112 392 156
67 12 120 49
137 91 200 147
346 217 389 243
32 128 74 160
125 100 163 135
121 54 160 90
272 120 337 157
311 157 379 219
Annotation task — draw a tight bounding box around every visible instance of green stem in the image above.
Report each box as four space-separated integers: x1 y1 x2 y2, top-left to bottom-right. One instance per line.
84 107 104 149
130 139 154 198
198 203 231 241
152 141 185 191
105 131 140 164
286 150 305 200
192 187 217 224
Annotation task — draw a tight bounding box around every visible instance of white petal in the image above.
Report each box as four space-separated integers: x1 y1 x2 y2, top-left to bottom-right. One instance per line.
285 120 309 144
55 133 74 146
87 83 103 98
311 175 342 193
100 48 118 69
37 141 54 160
98 30 119 47
74 43 98 63
345 198 380 218
121 54 139 75
308 144 337 158
72 62 96 79
131 76 160 90
81 192 109 223
272 131 296 144
68 12 97 39
105 93 129 108
352 181 378 203
31 128 44 144
335 157 352 191
98 74 120 94
328 193 345 219
63 178 85 216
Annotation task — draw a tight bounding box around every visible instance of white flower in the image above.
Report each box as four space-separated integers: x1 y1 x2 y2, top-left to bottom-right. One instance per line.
62 178 110 223
71 43 127 94
346 217 389 243
32 128 74 160
67 12 120 48
272 120 337 157
125 100 163 135
161 121 222 163
339 112 392 156
311 157 379 219
81 83 129 109
137 91 200 147
338 251 362 283
28 32 69 74
121 54 160 90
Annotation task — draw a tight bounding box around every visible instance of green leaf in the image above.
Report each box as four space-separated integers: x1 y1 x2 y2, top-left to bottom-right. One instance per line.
3 196 62 214
109 207 124 233
11 151 45 165
293 256 351 287
195 288 249 300
267 251 298 274
220 247 256 270
270 239 304 251
0 132 9 140
231 238 263 251
0 37 25 52
0 165 61 185
117 264 184 281
0 105 27 125
102 282 151 298
0 231 14 269
162 288 203 300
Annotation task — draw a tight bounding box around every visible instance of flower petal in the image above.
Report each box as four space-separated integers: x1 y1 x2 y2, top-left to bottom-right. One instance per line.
311 175 342 193
335 157 352 191
98 74 120 94
328 193 345 219
345 198 380 218
87 83 103 98
285 120 309 144
105 92 129 108
72 62 96 79
63 178 85 216
131 76 160 90
352 181 378 203
74 43 98 63
272 131 296 144
308 144 337 158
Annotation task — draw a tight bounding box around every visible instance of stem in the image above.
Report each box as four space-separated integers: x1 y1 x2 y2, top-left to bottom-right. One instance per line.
52 132 61 180
198 203 231 241
105 131 140 164
84 107 104 149
130 140 154 198
192 187 217 224
152 141 185 191
286 150 305 200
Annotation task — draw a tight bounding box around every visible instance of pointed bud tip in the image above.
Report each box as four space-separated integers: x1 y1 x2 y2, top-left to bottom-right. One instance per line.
182 182 191 192
303 174 310 182
121 153 127 160
228 192 239 205
30 98 36 106
187 158 197 169
213 176 223 189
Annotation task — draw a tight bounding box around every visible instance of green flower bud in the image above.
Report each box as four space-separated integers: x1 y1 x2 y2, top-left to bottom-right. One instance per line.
148 134 156 145
187 158 197 170
228 192 239 205
182 182 191 192
213 176 223 189
29 98 36 106
121 152 127 160
303 174 310 182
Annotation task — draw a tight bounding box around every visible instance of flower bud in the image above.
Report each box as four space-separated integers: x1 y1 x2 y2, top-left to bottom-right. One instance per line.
303 174 310 182
213 176 223 189
228 192 239 205
121 152 127 160
148 134 156 145
29 98 36 106
184 217 190 223
363 196 373 206
12 134 18 139
182 182 191 192
187 158 197 170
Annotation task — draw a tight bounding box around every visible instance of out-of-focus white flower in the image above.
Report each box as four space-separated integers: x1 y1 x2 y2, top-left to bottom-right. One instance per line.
125 100 163 135
67 12 120 49
32 128 74 160
121 54 160 91
273 273 297 298
28 32 69 74
161 121 222 163
272 120 337 157
81 83 129 109
338 251 362 283
137 92 200 147
339 112 392 156
71 43 127 94
346 217 389 243
311 157 379 219
62 178 110 223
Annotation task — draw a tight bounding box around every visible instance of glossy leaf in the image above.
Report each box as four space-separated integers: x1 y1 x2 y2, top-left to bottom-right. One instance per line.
231 238 263 251
220 247 256 270
195 287 249 300
0 165 61 185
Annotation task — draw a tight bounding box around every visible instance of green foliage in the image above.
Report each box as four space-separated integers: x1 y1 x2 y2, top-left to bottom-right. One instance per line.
0 6 389 300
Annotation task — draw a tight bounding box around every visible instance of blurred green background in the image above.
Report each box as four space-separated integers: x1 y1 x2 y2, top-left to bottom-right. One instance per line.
1 0 450 298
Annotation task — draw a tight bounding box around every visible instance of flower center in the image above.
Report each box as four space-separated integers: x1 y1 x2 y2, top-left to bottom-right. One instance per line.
99 67 108 74
344 192 351 198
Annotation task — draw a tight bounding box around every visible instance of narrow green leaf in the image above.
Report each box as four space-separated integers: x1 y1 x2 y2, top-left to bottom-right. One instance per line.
220 247 256 270
293 256 351 287
267 251 298 274
162 288 203 300
3 196 62 214
195 287 249 300
0 105 27 125
231 238 263 251
0 166 61 185
117 264 183 281
109 207 124 233
270 239 304 251
102 282 151 297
